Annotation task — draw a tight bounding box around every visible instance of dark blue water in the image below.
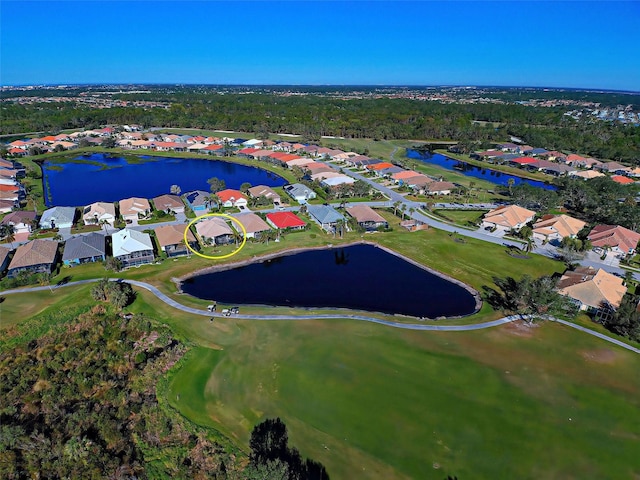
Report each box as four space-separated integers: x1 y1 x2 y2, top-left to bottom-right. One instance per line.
406 150 557 191
181 245 477 318
42 153 287 206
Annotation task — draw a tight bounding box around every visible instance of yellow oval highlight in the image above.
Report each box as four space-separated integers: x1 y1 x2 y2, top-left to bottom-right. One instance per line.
184 213 247 260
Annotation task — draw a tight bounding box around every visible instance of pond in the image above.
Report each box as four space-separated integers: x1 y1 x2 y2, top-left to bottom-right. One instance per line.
406 150 557 191
42 153 287 206
181 244 478 318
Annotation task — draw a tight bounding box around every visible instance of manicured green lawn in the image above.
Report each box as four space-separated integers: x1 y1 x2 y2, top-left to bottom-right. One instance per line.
166 317 640 480
5 276 640 479
433 209 488 227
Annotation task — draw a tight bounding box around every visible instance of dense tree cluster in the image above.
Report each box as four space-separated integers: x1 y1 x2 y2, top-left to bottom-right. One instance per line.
598 294 640 342
0 308 237 479
3 90 638 163
509 176 640 231
90 278 136 310
483 275 578 319
247 418 329 480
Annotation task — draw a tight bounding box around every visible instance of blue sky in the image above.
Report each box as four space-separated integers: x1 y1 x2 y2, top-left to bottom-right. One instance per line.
1 1 639 90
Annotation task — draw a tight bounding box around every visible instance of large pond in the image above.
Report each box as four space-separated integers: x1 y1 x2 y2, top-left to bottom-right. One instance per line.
181 244 478 318
406 150 557 191
42 153 287 206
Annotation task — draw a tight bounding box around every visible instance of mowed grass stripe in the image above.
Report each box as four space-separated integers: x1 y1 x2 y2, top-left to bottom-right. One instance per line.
167 319 640 479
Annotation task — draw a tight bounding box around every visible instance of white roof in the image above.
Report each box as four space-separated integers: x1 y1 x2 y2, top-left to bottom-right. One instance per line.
321 175 356 186
112 228 153 257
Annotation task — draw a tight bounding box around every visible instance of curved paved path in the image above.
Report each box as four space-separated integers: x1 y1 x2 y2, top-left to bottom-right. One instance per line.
3 279 639 354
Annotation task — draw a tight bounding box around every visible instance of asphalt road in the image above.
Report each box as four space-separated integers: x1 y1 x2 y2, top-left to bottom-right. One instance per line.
3 278 639 355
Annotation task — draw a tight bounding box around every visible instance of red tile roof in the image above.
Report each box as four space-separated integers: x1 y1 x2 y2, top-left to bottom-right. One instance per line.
611 175 634 185
238 147 258 155
266 211 306 229
588 225 640 253
512 157 537 165
216 189 247 203
367 162 394 171
279 154 302 162
204 145 223 151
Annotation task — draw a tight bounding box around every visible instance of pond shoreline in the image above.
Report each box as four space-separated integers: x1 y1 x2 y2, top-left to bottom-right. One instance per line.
174 240 482 318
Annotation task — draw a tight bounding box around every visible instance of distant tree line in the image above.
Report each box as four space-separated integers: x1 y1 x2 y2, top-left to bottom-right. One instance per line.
2 91 638 163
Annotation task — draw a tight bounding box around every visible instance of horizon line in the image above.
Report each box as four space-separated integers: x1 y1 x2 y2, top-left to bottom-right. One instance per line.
2 83 639 95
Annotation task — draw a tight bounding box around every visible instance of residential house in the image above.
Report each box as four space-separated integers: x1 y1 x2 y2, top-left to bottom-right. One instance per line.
611 175 635 185
401 175 434 190
0 200 14 214
111 228 154 268
231 213 271 239
532 214 587 244
195 217 235 245
284 183 317 204
392 170 422 183
569 170 605 180
83 201 116 226
62 232 106 265
183 190 215 213
597 161 630 174
266 211 306 231
247 185 281 205
39 206 76 229
346 205 388 231
311 171 343 182
154 224 197 257
481 205 536 233
152 194 185 214
119 197 151 224
557 267 626 314
284 158 314 169
1 211 37 235
321 175 356 188
0 245 11 274
7 239 59 278
425 181 456 195
216 189 248 209
305 162 335 175
307 204 345 232
587 225 640 257
378 166 405 177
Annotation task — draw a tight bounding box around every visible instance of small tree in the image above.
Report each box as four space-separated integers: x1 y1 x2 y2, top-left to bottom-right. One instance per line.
207 177 226 193
240 182 252 194
170 184 181 195
104 257 122 272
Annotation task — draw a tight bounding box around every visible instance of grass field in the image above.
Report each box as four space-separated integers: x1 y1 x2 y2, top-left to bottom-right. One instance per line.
165 316 640 480
4 275 640 479
433 209 487 227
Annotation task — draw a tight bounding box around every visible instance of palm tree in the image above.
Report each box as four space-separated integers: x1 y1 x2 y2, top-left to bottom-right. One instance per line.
507 178 515 195
1 224 15 248
203 194 216 212
170 184 181 195
231 229 243 247
99 219 110 234
392 201 401 217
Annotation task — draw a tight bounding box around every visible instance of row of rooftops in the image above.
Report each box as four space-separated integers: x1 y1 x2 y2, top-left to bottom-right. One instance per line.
482 205 640 254
473 145 640 182
0 204 392 274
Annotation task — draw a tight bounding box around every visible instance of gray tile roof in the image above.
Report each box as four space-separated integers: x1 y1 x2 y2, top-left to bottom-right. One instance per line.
62 232 106 261
40 206 76 227
307 204 345 225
